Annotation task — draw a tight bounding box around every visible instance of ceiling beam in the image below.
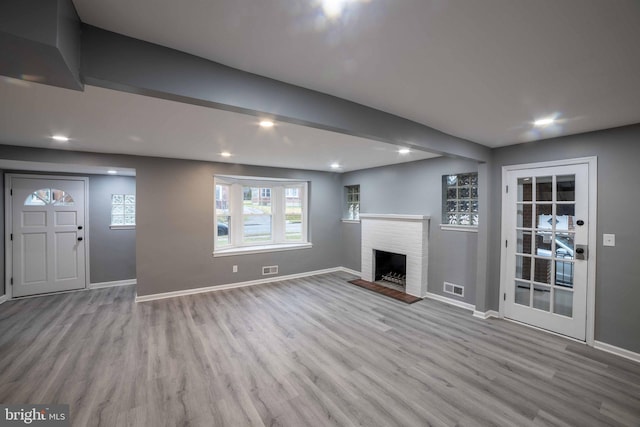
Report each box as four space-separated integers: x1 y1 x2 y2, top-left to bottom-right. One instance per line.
81 25 490 162
0 0 82 91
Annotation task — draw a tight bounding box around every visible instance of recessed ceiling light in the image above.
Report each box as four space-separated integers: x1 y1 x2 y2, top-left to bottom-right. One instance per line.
107 170 117 174
398 148 411 154
220 152 232 158
259 120 274 128
533 117 555 127
51 135 69 142
330 163 340 169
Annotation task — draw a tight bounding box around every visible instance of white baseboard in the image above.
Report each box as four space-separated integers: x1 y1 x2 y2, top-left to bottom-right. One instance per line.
90 279 137 289
0 294 7 305
338 267 361 276
135 267 345 303
473 310 500 319
424 292 475 312
594 341 640 364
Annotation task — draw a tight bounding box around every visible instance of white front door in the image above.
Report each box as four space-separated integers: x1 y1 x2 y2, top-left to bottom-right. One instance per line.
11 177 87 297
503 163 590 340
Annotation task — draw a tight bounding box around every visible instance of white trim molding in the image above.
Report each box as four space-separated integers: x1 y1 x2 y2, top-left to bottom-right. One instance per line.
90 279 136 289
594 341 640 364
473 310 499 319
0 295 7 305
439 224 478 233
136 267 345 303
359 213 430 221
424 292 475 312
338 267 361 276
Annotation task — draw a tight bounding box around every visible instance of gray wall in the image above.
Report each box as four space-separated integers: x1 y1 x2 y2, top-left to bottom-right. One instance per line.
488 123 640 353
341 156 479 305
134 156 343 296
89 175 136 283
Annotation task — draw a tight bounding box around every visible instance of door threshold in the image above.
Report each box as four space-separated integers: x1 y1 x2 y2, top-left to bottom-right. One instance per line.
502 317 587 345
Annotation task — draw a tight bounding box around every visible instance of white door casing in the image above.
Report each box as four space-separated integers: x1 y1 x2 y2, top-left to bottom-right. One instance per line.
499 158 597 343
6 175 89 298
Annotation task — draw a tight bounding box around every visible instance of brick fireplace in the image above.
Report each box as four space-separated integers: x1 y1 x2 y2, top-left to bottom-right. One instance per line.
360 214 430 297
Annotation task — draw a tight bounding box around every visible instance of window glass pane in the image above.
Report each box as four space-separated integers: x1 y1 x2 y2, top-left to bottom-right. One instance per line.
532 285 551 311
555 233 574 260
286 187 303 241
554 289 573 317
112 194 124 204
217 216 231 246
215 185 230 216
124 215 135 225
533 258 551 284
517 178 532 202
536 204 553 229
556 204 575 231
556 175 575 201
517 204 532 228
471 214 479 226
243 187 272 215
124 205 135 214
112 205 124 215
555 261 574 288
125 195 136 204
536 176 553 201
515 281 530 306
516 230 532 254
446 175 457 186
447 188 457 200
516 255 531 280
243 215 272 242
535 232 552 257
111 215 124 225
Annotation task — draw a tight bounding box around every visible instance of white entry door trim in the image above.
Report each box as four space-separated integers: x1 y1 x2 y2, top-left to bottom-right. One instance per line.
4 174 90 299
499 157 597 346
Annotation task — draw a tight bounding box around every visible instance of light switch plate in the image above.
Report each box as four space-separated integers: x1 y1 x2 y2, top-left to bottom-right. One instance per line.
603 234 615 247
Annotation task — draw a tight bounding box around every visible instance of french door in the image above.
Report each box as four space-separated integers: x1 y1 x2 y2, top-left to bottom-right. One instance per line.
10 176 87 297
502 162 592 341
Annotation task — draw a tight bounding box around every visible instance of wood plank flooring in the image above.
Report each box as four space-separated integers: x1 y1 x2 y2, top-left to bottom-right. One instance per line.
0 271 639 426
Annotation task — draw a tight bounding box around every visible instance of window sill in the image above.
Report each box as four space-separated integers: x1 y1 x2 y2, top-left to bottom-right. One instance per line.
439 224 478 233
110 225 136 230
341 219 360 224
213 242 313 257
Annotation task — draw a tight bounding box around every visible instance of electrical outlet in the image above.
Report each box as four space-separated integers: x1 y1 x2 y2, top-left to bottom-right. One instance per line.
232 265 238 273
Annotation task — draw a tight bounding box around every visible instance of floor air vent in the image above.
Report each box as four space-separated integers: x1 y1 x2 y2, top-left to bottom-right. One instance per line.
262 265 279 275
444 282 464 297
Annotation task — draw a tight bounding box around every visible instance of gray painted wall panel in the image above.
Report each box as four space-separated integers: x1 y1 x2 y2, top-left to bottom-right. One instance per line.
489 124 640 353
341 157 479 305
134 156 343 296
89 175 136 283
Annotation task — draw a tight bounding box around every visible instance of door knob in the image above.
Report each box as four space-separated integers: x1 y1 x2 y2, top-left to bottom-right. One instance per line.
575 248 584 254
78 226 83 230
576 220 584 226
77 237 83 241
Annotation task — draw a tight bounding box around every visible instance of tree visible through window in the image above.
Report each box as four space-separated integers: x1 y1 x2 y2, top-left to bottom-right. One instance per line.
443 173 478 226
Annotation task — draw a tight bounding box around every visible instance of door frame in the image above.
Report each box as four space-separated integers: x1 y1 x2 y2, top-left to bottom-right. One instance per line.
4 173 91 299
498 157 597 345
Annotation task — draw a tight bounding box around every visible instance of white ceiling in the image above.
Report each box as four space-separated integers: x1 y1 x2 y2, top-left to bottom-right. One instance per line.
72 0 640 147
0 79 437 172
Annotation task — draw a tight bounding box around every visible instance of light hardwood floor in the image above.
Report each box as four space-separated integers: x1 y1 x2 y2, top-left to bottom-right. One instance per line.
0 271 639 426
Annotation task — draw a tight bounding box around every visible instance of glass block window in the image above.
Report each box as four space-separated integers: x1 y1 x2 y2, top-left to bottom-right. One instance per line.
111 194 135 226
345 185 360 220
443 173 478 226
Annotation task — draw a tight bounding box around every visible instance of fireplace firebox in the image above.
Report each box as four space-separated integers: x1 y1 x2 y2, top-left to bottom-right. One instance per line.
374 250 407 290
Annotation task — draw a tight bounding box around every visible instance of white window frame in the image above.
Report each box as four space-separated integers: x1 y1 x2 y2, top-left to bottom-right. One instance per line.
214 176 311 256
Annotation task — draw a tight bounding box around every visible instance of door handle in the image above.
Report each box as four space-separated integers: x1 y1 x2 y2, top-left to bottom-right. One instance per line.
78 226 83 230
575 244 587 260
77 237 83 241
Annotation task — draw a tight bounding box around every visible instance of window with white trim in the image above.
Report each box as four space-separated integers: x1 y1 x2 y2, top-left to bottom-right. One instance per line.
214 176 308 252
442 173 478 226
111 194 136 226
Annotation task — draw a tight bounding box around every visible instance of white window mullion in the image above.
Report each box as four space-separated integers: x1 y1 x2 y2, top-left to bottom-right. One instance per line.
230 183 243 246
272 186 284 243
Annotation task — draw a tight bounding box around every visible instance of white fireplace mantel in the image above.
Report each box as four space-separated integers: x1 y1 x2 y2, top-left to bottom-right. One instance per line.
360 214 430 297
